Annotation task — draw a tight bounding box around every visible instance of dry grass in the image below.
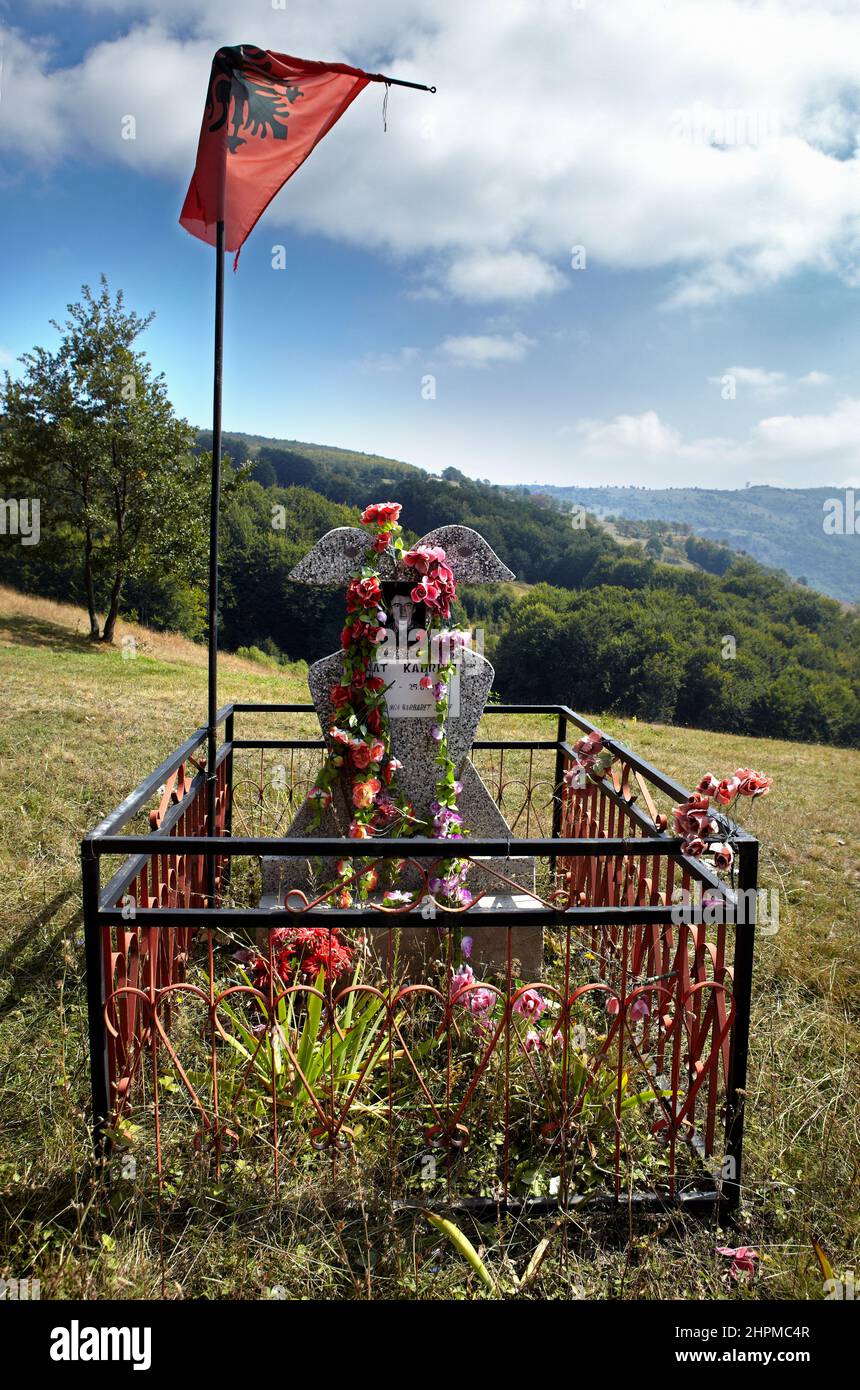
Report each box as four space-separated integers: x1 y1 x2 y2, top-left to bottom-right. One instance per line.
0 583 275 675
0 588 858 1300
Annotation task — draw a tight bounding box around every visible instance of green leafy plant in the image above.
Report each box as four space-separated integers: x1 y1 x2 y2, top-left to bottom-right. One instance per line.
214 962 396 1136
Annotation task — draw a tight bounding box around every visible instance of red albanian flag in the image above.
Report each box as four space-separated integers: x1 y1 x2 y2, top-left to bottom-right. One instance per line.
180 45 388 257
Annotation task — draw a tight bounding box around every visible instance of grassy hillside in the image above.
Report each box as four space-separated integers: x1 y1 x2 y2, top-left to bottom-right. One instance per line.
520 483 859 604
1 587 858 1299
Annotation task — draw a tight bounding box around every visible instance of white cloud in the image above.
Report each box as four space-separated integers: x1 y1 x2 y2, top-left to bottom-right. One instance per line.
442 251 566 303
8 2 860 305
708 365 835 398
441 331 536 368
566 396 860 487
576 410 682 455
753 396 860 458
710 366 789 398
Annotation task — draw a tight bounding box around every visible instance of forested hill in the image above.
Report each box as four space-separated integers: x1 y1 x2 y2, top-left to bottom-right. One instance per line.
513 483 858 604
186 431 860 747
197 431 620 589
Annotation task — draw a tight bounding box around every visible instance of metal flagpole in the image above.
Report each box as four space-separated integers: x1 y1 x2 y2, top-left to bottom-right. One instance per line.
206 217 225 906
200 72 434 907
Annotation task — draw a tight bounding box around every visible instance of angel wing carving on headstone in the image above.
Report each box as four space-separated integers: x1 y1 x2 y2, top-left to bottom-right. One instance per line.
288 523 514 585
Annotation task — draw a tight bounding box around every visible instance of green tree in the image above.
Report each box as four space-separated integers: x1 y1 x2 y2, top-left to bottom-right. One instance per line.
1 277 207 641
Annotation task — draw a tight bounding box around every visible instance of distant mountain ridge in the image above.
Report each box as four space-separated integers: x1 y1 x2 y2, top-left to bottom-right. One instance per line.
511 484 857 604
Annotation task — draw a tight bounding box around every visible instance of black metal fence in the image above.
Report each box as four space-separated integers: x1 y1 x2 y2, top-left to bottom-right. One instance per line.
82 703 757 1216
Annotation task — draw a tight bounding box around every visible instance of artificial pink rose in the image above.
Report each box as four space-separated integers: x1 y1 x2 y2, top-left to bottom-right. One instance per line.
369 739 386 764
695 774 719 798
682 835 706 857
674 796 714 838
404 545 446 575
466 987 495 1019
712 842 734 871
715 776 741 806
736 768 772 797
513 988 546 1020
717 1246 758 1281
450 963 475 998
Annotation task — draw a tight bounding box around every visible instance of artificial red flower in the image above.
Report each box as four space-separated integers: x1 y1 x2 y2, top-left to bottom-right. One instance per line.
351 743 373 770
362 502 401 526
347 576 382 612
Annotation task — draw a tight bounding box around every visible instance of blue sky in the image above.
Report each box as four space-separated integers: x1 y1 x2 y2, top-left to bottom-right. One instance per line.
4 0 860 488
